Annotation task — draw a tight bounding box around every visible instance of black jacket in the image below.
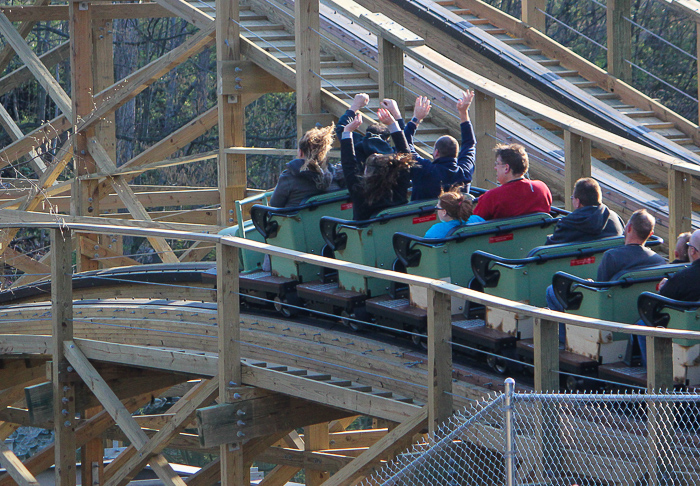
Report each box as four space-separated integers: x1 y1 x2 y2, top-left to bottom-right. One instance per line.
269 159 341 208
336 109 406 164
660 259 700 301
341 129 411 221
545 204 625 245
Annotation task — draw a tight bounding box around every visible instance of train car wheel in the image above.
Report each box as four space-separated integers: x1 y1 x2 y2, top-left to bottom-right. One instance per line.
411 332 427 350
486 355 509 374
274 294 300 318
341 309 365 331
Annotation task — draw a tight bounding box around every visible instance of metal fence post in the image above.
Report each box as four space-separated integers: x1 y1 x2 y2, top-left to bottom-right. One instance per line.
504 378 516 486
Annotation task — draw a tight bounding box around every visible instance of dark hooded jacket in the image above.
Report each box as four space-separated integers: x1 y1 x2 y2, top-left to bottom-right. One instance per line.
269 159 341 208
545 203 625 245
406 121 476 201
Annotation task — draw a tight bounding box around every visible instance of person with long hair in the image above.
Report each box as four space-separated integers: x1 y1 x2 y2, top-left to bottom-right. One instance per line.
424 185 484 238
341 109 415 220
269 124 341 208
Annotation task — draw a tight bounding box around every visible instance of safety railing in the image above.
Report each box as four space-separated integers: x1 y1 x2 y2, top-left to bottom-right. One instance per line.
361 377 700 486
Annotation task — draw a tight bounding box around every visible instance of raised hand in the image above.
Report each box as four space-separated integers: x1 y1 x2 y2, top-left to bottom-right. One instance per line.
344 112 363 132
413 96 431 123
350 93 370 112
377 108 396 126
456 89 475 122
380 98 401 119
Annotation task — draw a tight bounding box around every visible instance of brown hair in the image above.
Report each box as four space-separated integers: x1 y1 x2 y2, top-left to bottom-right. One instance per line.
362 152 415 206
676 232 692 262
434 135 458 158
494 143 528 176
438 184 474 222
366 122 391 140
298 124 335 172
628 209 655 241
573 177 602 206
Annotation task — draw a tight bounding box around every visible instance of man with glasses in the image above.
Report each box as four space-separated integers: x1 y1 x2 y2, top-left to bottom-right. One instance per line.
637 229 700 365
472 143 552 220
657 229 700 301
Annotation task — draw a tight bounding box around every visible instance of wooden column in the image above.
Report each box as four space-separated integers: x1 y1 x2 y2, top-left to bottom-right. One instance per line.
564 131 591 211
304 424 330 485
533 317 559 392
217 0 245 226
295 0 322 134
473 90 496 190
522 0 546 32
646 335 673 486
427 289 452 432
217 242 247 485
646 335 673 392
69 0 98 271
378 38 404 117
668 168 692 261
52 228 76 486
607 0 632 82
92 17 121 261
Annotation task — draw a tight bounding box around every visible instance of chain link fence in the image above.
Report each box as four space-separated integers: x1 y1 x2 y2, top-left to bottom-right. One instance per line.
361 379 700 486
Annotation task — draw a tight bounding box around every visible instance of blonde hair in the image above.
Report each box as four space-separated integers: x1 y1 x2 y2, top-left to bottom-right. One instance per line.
298 124 335 172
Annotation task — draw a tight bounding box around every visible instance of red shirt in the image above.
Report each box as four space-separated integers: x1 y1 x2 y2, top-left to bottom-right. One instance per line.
473 178 552 220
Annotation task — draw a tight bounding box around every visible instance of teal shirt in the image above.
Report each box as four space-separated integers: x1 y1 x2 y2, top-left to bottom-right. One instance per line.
424 215 485 238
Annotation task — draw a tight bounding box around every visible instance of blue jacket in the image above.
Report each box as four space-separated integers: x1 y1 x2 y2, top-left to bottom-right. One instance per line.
335 109 406 164
407 121 476 201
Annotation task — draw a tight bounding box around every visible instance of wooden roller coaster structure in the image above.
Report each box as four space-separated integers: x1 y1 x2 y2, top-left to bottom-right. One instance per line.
3 0 700 484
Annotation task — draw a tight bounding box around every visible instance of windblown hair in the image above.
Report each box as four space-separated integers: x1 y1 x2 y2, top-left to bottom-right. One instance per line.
439 184 474 222
366 123 391 140
494 143 528 176
573 177 602 206
628 209 655 241
298 124 335 172
361 152 415 206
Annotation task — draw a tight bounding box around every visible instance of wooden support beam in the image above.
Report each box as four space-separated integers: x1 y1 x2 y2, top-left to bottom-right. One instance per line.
63 342 187 486
522 0 546 31
0 4 178 22
607 0 632 82
239 366 420 422
102 379 218 486
77 24 215 133
153 0 213 29
0 102 45 174
78 236 140 268
0 0 51 76
295 0 321 134
564 130 591 211
533 317 559 392
0 359 47 390
216 0 245 227
0 441 39 486
51 227 76 486
304 423 330 485
1 247 50 278
0 115 70 169
258 447 352 473
86 137 179 264
378 38 404 114
472 90 496 190
257 466 299 486
0 11 71 116
0 392 163 486
322 406 428 486
0 42 69 97
647 336 673 392
427 289 452 432
80 407 103 486
197 395 352 448
667 168 692 261
220 60 292 96
216 241 246 485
